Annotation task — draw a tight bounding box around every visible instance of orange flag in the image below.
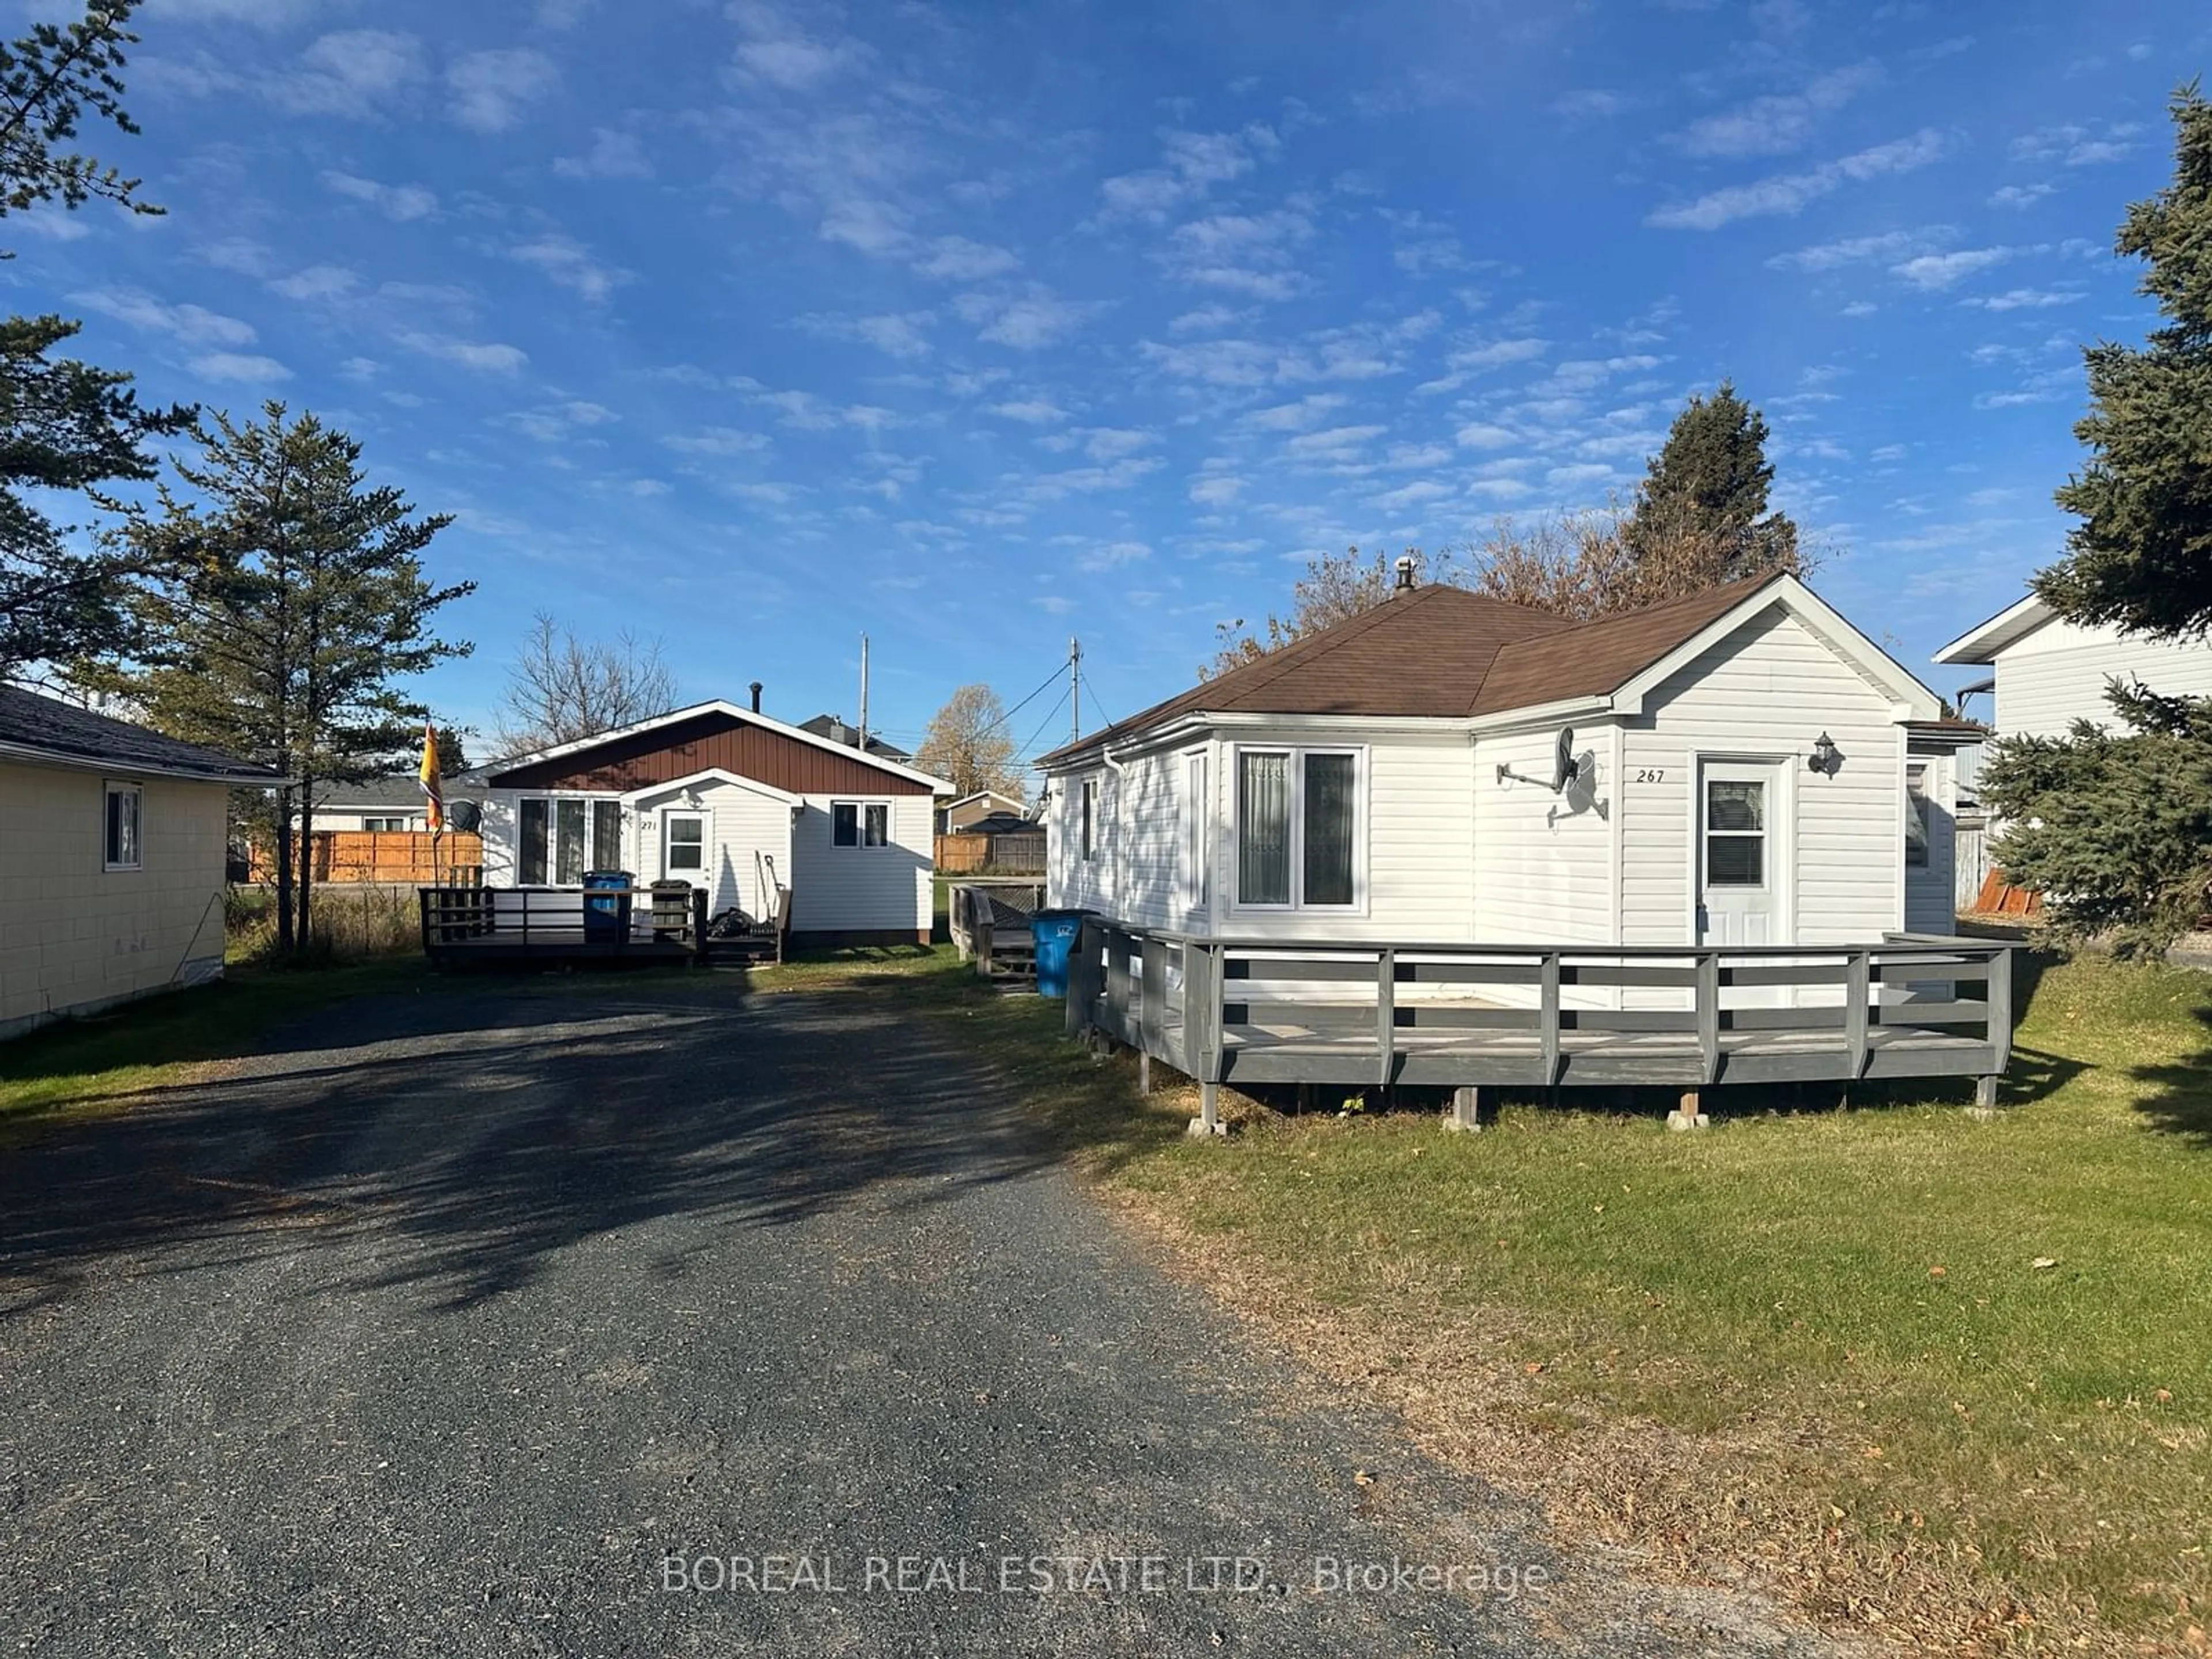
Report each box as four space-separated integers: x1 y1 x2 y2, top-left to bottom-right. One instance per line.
418 719 445 832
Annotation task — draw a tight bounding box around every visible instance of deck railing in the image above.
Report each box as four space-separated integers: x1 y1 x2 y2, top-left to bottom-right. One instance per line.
419 884 709 957
1064 921 2017 1132
948 881 1045 979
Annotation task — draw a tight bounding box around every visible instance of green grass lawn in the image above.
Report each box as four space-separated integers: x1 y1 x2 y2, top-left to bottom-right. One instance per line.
842 951 2211 1654
0 957 430 1134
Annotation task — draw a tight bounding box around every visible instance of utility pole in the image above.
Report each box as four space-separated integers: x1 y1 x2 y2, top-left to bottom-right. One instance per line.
858 634 870 750
1070 637 1081 742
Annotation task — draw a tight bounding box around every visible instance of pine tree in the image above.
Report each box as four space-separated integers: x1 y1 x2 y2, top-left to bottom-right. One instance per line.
112 406 472 955
2037 84 2212 639
1623 381 1800 583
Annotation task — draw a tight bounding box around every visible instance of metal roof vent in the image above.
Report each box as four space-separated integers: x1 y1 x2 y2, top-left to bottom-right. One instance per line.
1394 554 1417 591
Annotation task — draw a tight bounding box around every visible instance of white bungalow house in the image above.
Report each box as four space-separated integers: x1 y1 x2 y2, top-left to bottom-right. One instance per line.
460 698 950 948
1039 569 1973 952
1 686 272 1040
1933 590 2212 738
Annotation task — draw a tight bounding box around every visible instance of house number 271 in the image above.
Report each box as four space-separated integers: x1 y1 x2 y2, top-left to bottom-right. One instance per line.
1634 768 1666 784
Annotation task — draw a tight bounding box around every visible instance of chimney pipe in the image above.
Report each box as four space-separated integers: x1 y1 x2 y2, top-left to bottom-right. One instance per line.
1394 554 1417 592
749 680 762 713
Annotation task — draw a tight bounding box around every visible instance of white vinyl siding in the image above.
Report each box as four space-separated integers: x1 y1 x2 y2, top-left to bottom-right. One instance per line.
1990 619 2212 739
630 778 794 921
788 793 931 936
1471 722 1613 945
1620 605 1903 946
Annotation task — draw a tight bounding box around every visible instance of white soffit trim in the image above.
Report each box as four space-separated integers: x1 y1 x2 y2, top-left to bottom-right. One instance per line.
620 767 804 807
1932 592 2050 665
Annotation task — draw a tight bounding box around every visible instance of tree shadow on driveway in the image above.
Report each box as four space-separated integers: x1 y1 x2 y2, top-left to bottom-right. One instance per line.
0 975 1059 1316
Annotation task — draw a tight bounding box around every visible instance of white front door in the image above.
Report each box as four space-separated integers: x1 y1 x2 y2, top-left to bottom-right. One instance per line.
1696 761 1783 946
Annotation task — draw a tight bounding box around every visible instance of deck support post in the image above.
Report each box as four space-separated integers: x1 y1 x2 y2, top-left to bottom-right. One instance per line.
1189 1081 1224 1138
1138 1051 1152 1094
1969 1073 2001 1118
1445 1085 1482 1134
1669 1089 1709 1131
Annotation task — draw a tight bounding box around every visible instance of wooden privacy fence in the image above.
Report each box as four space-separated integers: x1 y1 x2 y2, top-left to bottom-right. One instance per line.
1063 922 2018 1134
934 828 1046 874
255 830 483 885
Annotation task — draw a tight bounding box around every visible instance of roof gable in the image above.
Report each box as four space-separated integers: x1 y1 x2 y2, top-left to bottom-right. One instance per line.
481 699 948 792
1932 593 2051 665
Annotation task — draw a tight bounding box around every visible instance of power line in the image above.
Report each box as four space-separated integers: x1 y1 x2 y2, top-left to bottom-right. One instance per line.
1013 688 1071 763
967 663 1066 745
1076 670 1116 733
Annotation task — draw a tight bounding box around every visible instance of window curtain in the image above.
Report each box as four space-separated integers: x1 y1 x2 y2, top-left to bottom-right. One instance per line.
519 798 549 884
1302 753 1356 906
593 801 623 872
1238 752 1290 905
555 800 586 884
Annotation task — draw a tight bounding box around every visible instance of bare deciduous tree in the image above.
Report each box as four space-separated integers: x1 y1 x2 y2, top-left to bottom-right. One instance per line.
494 612 678 757
916 683 1022 798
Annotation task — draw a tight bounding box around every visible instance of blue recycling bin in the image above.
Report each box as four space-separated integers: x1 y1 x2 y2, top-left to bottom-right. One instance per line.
582 870 634 943
1031 909 1086 1000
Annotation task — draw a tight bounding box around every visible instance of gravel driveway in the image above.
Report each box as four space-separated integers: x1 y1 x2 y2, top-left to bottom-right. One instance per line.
0 975 1838 1657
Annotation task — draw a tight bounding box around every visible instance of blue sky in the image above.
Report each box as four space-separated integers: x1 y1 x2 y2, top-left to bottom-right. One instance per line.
10 0 2207 767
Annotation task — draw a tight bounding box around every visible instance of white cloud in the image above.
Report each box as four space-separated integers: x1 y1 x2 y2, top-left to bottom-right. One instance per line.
1455 422 1518 449
162 0 324 22
989 398 1068 424
955 285 1107 350
1189 475 1244 506
71 287 256 346
1645 129 1946 230
12 211 90 243
1891 247 2020 290
1448 336 1549 370
1080 541 1151 570
537 0 595 26
190 352 291 384
1139 336 1274 387
662 426 772 456
554 128 654 180
1552 88 1629 120
1285 424 1386 459
911 236 1018 281
321 169 437 221
1095 123 1280 224
507 236 631 302
1374 479 1452 513
396 332 528 373
1033 595 1077 615
1964 287 2082 310
267 264 357 301
729 1 873 92
1244 395 1347 431
1989 181 2055 210
1669 61 1881 159
797 310 934 359
269 31 426 120
1766 227 1950 271
507 402 618 442
446 48 559 134
2012 121 2142 167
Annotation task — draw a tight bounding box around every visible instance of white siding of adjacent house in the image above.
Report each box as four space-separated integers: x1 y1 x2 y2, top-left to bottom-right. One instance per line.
1045 764 1109 916
1 762 230 1040
1992 616 2212 738
1620 605 1904 948
788 793 932 938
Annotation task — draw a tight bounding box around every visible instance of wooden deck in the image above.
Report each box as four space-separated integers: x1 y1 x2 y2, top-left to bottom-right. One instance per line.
419 884 757 967
1062 922 2017 1132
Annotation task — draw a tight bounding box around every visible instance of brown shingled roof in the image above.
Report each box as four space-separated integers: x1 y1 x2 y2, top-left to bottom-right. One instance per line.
1040 571 1792 766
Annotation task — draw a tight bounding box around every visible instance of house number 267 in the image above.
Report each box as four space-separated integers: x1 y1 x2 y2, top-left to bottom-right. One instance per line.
1634 768 1666 784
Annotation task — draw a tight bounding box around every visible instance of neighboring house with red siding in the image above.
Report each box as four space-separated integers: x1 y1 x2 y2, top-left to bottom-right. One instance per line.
463 699 950 947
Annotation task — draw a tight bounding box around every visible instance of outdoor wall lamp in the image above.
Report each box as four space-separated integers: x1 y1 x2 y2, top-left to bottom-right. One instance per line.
1808 732 1839 775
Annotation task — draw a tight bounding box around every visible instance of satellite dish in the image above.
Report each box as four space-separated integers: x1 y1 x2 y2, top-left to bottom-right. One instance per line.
1551 726 1580 792
448 798 483 833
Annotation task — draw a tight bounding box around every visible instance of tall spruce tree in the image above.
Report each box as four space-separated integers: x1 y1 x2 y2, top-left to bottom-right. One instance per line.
1980 86 2212 955
0 2 191 683
2037 84 2212 639
1624 381 1799 583
115 407 472 955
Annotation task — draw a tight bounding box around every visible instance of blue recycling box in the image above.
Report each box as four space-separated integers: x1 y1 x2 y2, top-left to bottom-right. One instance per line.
582 870 634 944
1030 909 1087 999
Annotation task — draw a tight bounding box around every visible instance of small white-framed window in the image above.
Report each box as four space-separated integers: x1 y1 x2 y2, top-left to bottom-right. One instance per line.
1181 751 1209 913
664 810 706 873
1233 746 1363 911
1703 777 1767 888
1081 777 1099 862
1904 763 1931 869
361 816 410 832
832 802 890 849
104 782 142 871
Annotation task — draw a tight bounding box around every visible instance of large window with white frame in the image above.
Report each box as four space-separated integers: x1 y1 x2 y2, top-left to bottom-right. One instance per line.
1181 751 1209 914
516 796 622 884
104 781 142 871
1234 747 1362 910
